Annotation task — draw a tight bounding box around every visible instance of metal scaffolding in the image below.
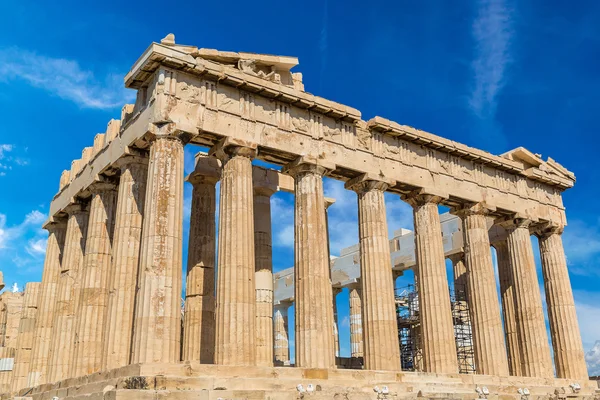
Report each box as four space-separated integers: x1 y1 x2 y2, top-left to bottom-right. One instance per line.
395 283 475 374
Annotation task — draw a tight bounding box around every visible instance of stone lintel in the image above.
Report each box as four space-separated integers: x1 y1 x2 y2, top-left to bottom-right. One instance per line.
344 172 395 193
282 156 335 178
209 137 258 161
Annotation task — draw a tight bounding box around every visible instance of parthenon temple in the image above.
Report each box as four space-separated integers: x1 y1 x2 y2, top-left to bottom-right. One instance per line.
0 34 597 399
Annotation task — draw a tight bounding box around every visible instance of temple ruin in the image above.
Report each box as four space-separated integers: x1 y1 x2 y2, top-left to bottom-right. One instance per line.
0 34 597 399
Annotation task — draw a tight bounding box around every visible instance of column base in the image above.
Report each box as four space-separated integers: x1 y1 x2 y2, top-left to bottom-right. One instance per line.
10 363 599 400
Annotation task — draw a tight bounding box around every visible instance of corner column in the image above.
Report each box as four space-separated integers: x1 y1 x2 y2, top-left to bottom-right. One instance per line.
131 135 184 364
502 218 553 378
346 175 400 371
349 284 363 359
536 226 588 379
274 303 291 366
27 220 66 387
404 192 457 374
182 155 220 364
254 183 276 367
492 240 521 376
283 157 335 369
47 203 89 382
456 204 508 376
72 181 118 377
212 139 257 366
102 155 149 370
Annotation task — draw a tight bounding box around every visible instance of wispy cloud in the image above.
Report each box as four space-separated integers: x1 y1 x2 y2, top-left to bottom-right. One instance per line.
0 144 30 177
469 0 514 119
562 219 600 277
0 47 135 109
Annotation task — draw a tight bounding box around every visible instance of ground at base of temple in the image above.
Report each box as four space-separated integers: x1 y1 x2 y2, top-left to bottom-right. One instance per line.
6 364 600 400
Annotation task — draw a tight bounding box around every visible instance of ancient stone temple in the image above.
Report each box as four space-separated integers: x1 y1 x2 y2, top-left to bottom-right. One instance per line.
0 34 597 399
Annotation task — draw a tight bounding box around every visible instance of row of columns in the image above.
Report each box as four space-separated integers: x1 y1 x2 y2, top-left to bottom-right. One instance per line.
27 134 587 391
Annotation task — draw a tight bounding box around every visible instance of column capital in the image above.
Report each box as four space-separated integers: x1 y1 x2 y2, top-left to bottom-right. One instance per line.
324 197 336 210
88 179 117 194
344 172 394 194
64 202 89 216
451 202 496 217
146 122 189 143
447 252 464 265
113 154 149 171
497 216 534 231
282 155 335 178
533 222 564 238
186 153 221 186
490 239 508 251
42 217 67 232
402 189 447 208
209 137 257 162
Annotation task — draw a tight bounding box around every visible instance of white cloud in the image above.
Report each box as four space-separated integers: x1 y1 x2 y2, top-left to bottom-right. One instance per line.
562 219 600 277
0 144 29 176
585 341 600 376
0 210 47 251
0 47 135 109
0 144 13 159
26 238 47 257
469 0 514 119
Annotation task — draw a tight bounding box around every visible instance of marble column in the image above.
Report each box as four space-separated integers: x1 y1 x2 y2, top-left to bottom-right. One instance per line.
254 184 276 367
346 175 400 371
102 156 148 370
404 193 457 374
493 240 521 376
457 205 508 376
212 139 257 366
449 254 468 302
283 157 335 369
47 203 89 382
332 288 341 359
28 220 66 387
503 218 553 378
131 136 184 364
349 285 363 358
72 182 117 377
274 303 290 366
182 155 220 363
12 282 41 392
536 226 588 379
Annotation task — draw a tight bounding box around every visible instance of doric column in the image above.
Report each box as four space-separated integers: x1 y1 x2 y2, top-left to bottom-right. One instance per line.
102 155 148 370
12 282 41 392
47 203 89 382
536 225 587 379
349 285 363 358
502 218 553 378
283 156 335 369
131 135 184 364
254 183 276 367
182 155 220 363
346 174 400 371
211 138 257 366
332 287 341 359
449 254 468 301
448 253 475 373
28 220 66 387
274 303 290 366
72 181 118 377
493 240 521 376
404 192 457 374
455 204 508 376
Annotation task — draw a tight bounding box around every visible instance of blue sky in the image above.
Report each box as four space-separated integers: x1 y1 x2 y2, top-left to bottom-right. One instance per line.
0 0 599 372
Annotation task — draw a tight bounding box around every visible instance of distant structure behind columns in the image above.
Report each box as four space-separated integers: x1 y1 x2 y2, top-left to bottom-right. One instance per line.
348 285 363 359
28 220 66 387
103 155 149 370
405 192 458 374
183 154 220 364
12 282 41 392
536 225 588 379
131 134 185 364
273 303 291 366
332 288 341 359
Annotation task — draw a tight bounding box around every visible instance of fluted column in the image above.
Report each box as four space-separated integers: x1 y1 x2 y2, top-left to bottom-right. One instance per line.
274 303 290 366
449 254 468 301
493 240 521 376
349 285 363 358
212 139 257 366
332 287 341 359
448 253 475 373
503 218 553 378
47 203 89 382
131 136 184 364
27 220 66 387
254 184 276 367
102 155 148 370
404 193 457 374
456 204 508 376
283 157 335 369
12 282 41 392
346 175 400 371
536 226 587 379
182 155 220 363
72 182 117 377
